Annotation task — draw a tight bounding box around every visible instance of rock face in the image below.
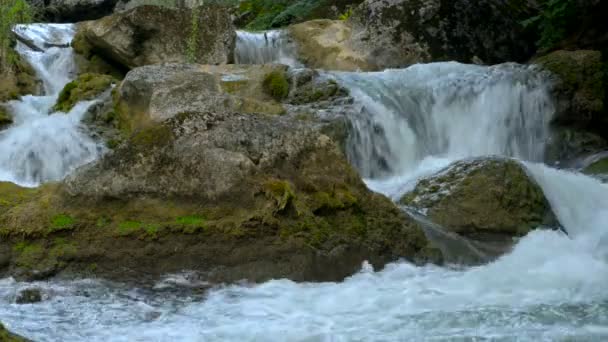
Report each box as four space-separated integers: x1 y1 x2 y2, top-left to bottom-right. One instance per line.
401 158 557 243
350 0 537 66
36 0 119 22
0 64 436 284
72 5 235 70
536 50 605 127
289 0 537 71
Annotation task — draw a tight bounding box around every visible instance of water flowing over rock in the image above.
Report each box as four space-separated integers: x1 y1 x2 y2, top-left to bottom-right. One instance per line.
235 30 299 66
0 24 103 186
72 5 235 69
332 62 555 180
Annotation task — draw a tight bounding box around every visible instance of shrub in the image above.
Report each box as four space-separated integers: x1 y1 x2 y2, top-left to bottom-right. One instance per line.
522 0 581 49
0 0 35 73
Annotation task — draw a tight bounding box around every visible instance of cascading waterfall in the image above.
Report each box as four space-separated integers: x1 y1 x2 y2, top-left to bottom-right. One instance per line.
1 29 608 342
0 24 103 186
235 30 300 66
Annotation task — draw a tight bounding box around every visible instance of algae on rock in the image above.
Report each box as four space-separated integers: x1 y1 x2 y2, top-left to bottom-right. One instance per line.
53 73 114 112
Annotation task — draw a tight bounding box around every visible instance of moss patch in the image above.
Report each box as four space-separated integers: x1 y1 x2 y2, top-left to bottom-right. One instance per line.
0 106 13 128
263 70 289 101
54 73 114 112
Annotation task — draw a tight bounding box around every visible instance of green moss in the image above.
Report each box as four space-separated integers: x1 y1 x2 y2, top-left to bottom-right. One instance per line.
175 215 207 233
263 70 289 101
51 214 75 230
117 220 143 236
14 242 44 268
312 189 357 213
131 124 174 148
584 158 608 175
0 322 27 342
54 73 114 112
265 179 296 213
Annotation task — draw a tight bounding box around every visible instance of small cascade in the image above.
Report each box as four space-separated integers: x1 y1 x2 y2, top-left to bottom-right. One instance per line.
235 30 300 66
332 62 555 181
0 24 103 187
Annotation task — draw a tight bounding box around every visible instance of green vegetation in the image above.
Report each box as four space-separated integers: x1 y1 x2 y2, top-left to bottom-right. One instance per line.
338 6 353 21
263 70 289 100
522 0 581 49
51 214 75 231
0 105 12 127
0 0 35 73
186 5 200 63
584 158 608 175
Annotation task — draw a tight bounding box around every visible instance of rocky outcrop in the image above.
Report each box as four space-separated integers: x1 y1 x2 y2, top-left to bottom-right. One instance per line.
536 50 605 126
35 0 119 22
0 64 436 284
72 5 235 70
289 0 538 71
0 52 39 102
401 158 557 247
350 0 538 66
0 105 12 130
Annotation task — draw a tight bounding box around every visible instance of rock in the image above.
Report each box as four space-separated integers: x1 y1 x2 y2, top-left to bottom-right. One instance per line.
0 105 13 130
54 73 115 112
112 64 288 133
289 20 372 71
545 127 607 165
535 50 605 127
15 288 42 304
582 153 608 176
401 158 557 244
0 51 39 102
0 323 28 342
350 0 537 67
72 5 235 70
35 0 119 23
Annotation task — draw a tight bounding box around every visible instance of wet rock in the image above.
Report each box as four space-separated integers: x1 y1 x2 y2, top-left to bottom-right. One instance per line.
0 105 13 130
536 50 605 127
15 288 42 304
0 50 39 102
545 127 608 166
72 5 235 70
582 153 608 177
0 323 28 342
401 157 558 246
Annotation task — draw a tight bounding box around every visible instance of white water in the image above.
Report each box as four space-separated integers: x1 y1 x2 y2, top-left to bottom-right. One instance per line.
235 30 300 67
0 24 103 186
2 35 608 341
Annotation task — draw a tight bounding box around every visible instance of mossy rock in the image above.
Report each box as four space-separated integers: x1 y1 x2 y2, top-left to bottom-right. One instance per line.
0 51 39 102
0 106 13 129
263 70 290 101
583 157 608 175
0 323 28 342
401 158 557 240
54 73 114 112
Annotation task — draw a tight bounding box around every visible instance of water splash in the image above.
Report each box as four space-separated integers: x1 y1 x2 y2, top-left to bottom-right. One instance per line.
0 24 103 186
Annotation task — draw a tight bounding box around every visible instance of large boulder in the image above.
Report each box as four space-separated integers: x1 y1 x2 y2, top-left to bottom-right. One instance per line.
72 5 235 70
401 158 557 245
0 64 436 284
535 50 605 127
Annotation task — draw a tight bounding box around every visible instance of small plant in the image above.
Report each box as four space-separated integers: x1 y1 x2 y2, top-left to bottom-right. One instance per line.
338 6 353 21
263 70 289 100
0 0 36 73
522 0 580 49
186 5 200 63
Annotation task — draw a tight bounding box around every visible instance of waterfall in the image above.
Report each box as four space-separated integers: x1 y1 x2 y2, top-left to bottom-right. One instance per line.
332 62 555 181
235 30 300 66
0 24 103 187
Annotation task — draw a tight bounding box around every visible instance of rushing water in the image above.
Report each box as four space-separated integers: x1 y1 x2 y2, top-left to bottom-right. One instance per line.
235 30 300 66
1 28 608 341
0 24 102 187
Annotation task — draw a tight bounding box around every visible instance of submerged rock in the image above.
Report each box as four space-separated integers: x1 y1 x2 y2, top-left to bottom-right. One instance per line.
15 287 43 304
72 5 235 70
401 158 558 247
